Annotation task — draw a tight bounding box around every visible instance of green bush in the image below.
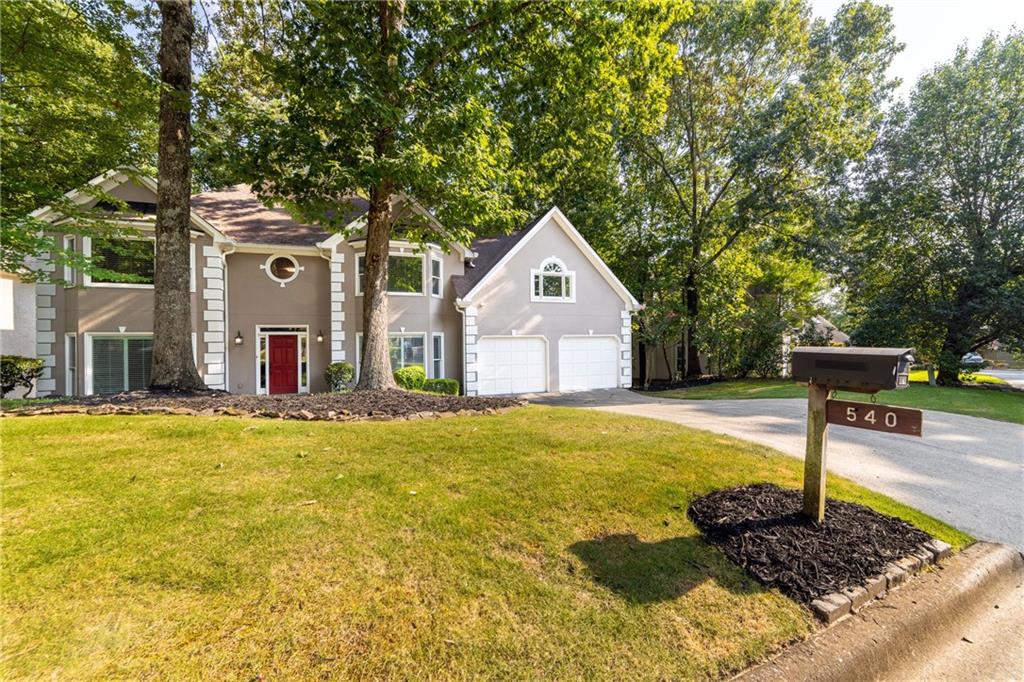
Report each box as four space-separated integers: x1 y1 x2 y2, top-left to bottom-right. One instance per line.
423 378 460 395
393 364 426 390
1 355 45 397
324 361 355 392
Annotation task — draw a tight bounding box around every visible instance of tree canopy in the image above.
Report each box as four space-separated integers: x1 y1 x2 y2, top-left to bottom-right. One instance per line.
0 0 158 278
844 31 1024 383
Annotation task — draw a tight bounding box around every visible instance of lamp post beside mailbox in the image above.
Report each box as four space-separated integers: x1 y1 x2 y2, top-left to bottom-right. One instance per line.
790 347 921 522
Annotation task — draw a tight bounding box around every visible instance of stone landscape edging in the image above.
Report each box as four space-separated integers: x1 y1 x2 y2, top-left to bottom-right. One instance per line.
4 401 527 422
809 538 953 624
734 541 1024 682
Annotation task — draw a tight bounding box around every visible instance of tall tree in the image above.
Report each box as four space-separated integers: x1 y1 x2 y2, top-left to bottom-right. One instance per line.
149 0 205 390
846 32 1024 384
620 0 898 377
201 0 676 389
0 0 157 278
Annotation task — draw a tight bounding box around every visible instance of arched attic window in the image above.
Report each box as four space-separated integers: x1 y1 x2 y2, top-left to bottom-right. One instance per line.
531 257 575 302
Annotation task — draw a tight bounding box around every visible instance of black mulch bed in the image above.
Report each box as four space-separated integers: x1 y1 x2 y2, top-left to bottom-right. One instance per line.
14 389 523 419
687 483 931 604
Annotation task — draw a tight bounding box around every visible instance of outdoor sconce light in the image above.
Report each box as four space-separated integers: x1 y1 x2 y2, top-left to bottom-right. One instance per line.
234 330 244 346
316 330 324 344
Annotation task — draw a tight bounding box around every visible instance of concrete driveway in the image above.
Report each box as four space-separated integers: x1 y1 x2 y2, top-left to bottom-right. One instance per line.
530 389 1024 548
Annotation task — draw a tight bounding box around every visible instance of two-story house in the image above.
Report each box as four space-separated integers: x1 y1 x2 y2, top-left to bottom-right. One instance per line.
31 170 639 397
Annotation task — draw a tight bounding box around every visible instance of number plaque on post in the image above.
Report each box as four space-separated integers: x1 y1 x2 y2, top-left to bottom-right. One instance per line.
826 400 923 437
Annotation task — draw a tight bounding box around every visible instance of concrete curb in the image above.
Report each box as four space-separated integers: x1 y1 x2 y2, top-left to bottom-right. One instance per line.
735 542 1024 682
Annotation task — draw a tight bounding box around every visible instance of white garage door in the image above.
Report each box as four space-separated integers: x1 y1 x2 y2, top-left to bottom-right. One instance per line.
558 336 619 392
477 337 547 395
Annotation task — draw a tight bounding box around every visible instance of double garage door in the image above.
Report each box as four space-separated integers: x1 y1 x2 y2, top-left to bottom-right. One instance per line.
476 336 619 395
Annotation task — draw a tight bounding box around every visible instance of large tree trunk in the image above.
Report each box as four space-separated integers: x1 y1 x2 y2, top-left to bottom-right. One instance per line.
683 270 701 378
355 0 404 391
150 0 205 391
356 184 398 390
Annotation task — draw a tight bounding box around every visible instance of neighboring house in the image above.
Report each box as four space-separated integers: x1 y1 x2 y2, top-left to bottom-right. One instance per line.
31 170 638 397
1 272 39 398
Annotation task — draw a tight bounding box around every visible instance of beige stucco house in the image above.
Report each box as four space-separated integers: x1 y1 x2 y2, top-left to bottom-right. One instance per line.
31 170 638 397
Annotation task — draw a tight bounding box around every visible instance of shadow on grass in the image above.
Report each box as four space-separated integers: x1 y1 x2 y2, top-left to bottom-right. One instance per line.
568 533 762 604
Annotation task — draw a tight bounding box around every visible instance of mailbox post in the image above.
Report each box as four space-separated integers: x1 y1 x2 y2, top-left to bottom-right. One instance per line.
791 347 917 522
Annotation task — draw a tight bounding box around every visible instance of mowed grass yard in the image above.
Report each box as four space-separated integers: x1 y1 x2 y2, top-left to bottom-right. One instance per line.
1 408 969 680
654 379 1024 424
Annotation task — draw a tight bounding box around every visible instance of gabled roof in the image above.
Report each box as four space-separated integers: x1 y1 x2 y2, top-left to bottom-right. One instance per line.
454 206 640 310
452 229 531 298
30 168 230 242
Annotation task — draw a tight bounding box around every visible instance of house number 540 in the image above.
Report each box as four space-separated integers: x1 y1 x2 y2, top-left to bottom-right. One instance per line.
846 406 897 427
827 399 923 437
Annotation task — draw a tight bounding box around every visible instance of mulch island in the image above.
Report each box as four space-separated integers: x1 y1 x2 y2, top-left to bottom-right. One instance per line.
5 389 524 422
688 483 933 605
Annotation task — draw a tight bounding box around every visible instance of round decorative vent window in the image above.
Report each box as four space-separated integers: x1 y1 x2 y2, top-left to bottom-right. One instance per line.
264 254 301 286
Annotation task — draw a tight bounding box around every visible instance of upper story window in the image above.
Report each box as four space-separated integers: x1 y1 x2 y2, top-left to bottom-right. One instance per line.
356 254 424 295
430 255 442 297
263 254 303 287
90 238 154 285
531 257 575 303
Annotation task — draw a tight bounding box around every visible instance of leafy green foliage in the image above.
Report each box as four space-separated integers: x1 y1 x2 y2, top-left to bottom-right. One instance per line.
422 378 460 396
618 0 898 379
844 32 1024 384
0 0 157 278
1 355 45 397
393 365 426 391
324 361 355 392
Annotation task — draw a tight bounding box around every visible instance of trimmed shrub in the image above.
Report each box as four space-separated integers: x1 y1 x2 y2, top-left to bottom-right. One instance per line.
393 364 426 391
1 355 45 397
423 378 460 395
324 361 355 392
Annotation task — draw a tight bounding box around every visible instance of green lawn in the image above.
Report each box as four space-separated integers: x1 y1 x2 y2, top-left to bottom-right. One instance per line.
654 380 1024 424
1 409 968 680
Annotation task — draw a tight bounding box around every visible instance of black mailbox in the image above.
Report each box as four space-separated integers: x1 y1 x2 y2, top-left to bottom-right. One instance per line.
790 347 915 393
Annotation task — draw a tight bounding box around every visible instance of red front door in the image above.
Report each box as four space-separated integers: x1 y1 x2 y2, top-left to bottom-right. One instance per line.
268 335 299 394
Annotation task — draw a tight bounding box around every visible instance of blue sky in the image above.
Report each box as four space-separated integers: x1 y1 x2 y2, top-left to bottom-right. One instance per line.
811 0 1023 97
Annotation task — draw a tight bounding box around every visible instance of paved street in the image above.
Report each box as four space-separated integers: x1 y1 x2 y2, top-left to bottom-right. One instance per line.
987 369 1024 389
532 389 1024 548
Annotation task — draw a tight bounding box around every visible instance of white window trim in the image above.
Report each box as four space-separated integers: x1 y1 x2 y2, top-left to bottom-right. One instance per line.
62 235 77 286
355 331 428 378
530 256 575 303
81 235 155 289
430 254 443 298
432 332 444 378
254 325 310 395
190 242 196 293
260 253 304 287
82 332 153 395
355 252 426 297
64 333 77 395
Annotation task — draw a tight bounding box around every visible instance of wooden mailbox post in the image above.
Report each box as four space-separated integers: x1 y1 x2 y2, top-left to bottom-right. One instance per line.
791 347 921 522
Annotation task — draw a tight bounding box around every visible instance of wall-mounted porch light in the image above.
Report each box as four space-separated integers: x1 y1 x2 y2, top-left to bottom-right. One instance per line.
316 330 324 344
234 330 244 346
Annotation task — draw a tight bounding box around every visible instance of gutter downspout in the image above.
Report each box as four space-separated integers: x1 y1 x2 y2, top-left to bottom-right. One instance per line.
455 299 467 396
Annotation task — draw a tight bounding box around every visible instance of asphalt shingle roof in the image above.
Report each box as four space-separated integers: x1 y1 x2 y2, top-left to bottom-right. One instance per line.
190 185 368 246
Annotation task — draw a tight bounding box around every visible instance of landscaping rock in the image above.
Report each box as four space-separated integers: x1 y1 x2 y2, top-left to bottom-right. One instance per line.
810 593 851 624
923 539 953 562
864 574 888 600
884 562 908 589
841 584 871 612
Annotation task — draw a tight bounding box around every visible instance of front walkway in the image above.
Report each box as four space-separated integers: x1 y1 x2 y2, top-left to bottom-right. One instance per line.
530 389 1024 548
